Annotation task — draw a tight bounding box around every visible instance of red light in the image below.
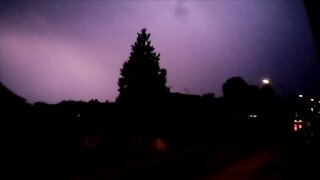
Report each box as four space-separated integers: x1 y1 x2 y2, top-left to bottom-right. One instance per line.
294 124 298 131
298 124 302 129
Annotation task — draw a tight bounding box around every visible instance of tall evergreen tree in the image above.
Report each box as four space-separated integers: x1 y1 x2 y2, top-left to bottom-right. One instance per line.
117 28 169 103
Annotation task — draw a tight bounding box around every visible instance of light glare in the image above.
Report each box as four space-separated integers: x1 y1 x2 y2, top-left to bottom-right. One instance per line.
262 79 270 84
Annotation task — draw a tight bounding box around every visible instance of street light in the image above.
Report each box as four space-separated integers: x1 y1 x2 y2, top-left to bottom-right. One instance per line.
261 78 287 96
298 94 303 98
262 79 270 85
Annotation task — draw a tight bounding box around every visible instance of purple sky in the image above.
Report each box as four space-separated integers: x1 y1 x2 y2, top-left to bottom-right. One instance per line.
1 0 319 103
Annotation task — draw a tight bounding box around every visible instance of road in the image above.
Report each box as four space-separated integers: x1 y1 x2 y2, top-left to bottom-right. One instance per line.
205 147 282 180
67 144 283 180
66 140 320 180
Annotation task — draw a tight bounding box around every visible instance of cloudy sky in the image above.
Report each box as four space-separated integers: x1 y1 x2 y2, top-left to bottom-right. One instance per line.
0 0 319 103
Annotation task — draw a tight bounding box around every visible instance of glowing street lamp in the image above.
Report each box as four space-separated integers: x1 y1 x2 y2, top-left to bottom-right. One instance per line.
262 79 270 85
298 94 303 98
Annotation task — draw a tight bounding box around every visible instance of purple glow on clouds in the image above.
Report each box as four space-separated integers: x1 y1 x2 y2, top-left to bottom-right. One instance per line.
0 0 319 103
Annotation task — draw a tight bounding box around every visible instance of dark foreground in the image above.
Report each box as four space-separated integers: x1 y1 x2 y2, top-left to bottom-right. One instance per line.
58 134 319 180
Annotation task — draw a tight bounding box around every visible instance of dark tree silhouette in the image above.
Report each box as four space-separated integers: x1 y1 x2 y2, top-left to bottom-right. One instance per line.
222 77 249 100
117 28 169 103
222 77 252 120
260 84 277 99
260 84 279 113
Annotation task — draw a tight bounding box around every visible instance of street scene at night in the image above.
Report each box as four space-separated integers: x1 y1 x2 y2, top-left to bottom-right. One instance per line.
1 0 320 179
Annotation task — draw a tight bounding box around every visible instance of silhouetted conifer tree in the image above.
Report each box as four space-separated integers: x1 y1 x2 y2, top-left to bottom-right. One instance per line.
117 28 169 103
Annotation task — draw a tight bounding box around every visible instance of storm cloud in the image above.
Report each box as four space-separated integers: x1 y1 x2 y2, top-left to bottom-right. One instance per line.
0 0 319 103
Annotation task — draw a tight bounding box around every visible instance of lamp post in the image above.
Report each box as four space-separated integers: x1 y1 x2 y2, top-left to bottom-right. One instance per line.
261 78 290 99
